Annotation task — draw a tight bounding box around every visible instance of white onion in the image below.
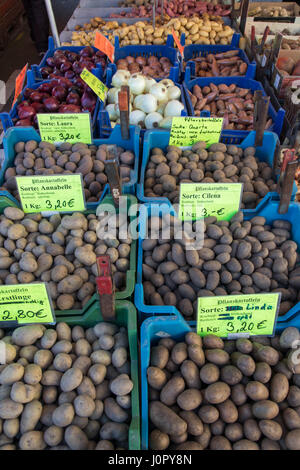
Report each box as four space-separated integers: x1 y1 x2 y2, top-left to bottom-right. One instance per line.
164 100 184 117
167 86 181 100
160 79 174 89
144 77 156 93
107 87 120 104
145 112 163 129
129 109 146 126
128 73 146 95
106 103 118 121
159 116 173 129
133 94 145 110
149 82 168 103
135 94 157 114
112 70 130 88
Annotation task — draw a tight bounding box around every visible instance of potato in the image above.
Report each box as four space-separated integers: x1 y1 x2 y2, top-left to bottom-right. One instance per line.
19 431 46 450
204 382 231 404
149 429 170 450
177 389 202 411
200 363 220 384
252 400 279 420
245 381 269 401
270 373 289 403
0 399 23 419
259 420 283 441
64 425 89 450
52 403 75 427
147 367 167 391
160 376 185 406
60 368 83 392
180 360 201 389
12 326 44 347
217 399 238 424
74 394 96 418
44 425 64 447
149 401 187 436
110 374 133 396
23 364 42 385
20 400 43 433
285 429 300 450
0 364 24 385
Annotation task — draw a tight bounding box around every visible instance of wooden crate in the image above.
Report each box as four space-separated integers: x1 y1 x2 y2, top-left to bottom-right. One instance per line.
271 49 300 99
248 2 300 21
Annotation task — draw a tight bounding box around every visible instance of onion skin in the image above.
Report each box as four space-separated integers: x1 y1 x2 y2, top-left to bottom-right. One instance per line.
58 104 81 113
15 119 33 126
18 105 36 120
43 97 60 112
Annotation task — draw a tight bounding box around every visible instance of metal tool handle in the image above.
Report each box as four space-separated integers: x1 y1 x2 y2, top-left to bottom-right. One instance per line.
44 0 60 48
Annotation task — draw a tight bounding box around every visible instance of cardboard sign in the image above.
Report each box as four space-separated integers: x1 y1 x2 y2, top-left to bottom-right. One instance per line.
12 63 28 107
0 284 55 325
94 32 114 62
80 68 108 102
169 117 223 148
172 30 184 57
37 113 92 144
197 293 281 338
179 182 243 221
16 174 86 213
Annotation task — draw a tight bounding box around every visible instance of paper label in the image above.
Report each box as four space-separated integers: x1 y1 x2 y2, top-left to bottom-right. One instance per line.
12 63 28 107
80 68 108 102
261 54 267 67
0 284 55 325
274 73 281 90
169 117 223 148
16 174 86 213
172 30 184 57
94 32 114 62
197 293 281 338
179 182 243 221
37 113 92 144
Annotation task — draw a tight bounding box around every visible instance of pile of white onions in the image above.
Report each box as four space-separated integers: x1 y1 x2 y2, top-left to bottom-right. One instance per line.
105 70 184 130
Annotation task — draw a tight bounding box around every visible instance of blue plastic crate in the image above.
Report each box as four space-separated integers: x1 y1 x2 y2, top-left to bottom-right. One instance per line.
30 36 106 83
0 70 102 136
109 35 180 83
140 313 300 450
183 76 285 139
0 124 140 210
137 128 298 206
135 197 300 324
98 81 188 138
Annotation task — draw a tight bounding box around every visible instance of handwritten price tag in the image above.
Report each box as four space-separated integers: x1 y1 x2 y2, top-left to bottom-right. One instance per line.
0 284 55 325
172 30 184 57
80 68 108 102
37 113 92 144
12 63 28 107
169 117 223 148
179 182 243 222
16 174 86 213
94 32 114 62
197 293 281 338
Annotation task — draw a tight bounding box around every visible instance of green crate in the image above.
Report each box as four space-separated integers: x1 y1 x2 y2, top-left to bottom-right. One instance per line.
0 194 137 312
56 299 140 450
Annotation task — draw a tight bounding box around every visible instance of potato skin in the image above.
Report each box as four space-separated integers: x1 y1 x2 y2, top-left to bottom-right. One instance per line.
204 382 231 404
270 373 289 403
149 401 187 436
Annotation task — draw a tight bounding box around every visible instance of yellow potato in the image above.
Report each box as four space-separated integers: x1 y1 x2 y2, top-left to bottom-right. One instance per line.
199 30 209 38
190 25 199 35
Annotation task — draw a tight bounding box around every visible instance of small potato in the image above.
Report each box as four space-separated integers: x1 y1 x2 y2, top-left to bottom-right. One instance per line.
52 403 75 427
19 431 46 450
60 368 83 392
23 364 42 385
20 400 43 433
44 425 64 447
64 425 89 450
149 429 170 450
204 382 231 405
149 401 187 436
74 394 96 418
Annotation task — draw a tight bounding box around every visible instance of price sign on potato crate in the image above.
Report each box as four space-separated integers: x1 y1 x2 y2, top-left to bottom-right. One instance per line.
16 174 86 213
12 63 28 107
80 68 108 102
197 293 281 339
0 284 55 326
94 32 114 62
169 117 223 148
37 113 92 144
179 182 243 222
172 30 184 57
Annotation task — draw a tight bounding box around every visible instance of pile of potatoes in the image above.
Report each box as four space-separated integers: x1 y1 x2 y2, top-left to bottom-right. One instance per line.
65 16 234 47
144 141 277 209
0 206 133 310
0 321 134 450
187 83 273 131
148 327 300 450
1 140 135 204
142 210 300 319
